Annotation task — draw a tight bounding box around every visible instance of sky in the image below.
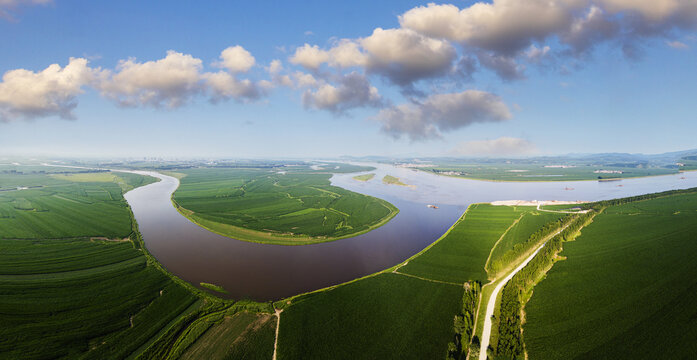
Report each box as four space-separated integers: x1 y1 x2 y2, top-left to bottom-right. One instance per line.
0 0 696 159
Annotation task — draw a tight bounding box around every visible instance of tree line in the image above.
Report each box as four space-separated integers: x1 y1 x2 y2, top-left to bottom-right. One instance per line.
492 211 597 359
488 214 576 276
447 281 481 360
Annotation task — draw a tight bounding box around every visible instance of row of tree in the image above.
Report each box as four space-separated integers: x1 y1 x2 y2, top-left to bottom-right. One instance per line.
585 187 697 210
447 281 481 360
493 211 597 360
488 213 575 276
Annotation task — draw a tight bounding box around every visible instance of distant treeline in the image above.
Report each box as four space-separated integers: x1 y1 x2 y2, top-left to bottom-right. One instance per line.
493 211 597 359
447 281 481 360
584 187 697 211
488 214 575 276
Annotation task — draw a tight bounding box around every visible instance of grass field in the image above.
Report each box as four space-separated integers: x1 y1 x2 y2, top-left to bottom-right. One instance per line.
277 273 462 360
0 168 203 360
352 173 375 182
172 168 398 245
399 204 524 283
523 191 697 359
180 312 276 360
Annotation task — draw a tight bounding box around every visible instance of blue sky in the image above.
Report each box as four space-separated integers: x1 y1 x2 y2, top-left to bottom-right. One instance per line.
0 0 695 158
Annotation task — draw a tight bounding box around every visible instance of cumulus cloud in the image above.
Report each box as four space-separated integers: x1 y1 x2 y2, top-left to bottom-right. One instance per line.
451 136 537 156
216 45 255 73
0 57 96 121
376 90 511 141
204 71 265 102
289 44 330 70
97 50 205 108
399 1 571 56
360 28 457 88
302 72 382 113
398 1 697 79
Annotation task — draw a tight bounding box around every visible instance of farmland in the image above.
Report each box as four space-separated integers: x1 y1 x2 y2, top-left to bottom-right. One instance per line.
172 167 398 245
273 202 572 359
0 168 275 360
276 273 462 360
523 190 697 359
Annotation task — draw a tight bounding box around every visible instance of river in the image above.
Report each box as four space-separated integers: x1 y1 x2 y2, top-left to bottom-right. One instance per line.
123 163 697 301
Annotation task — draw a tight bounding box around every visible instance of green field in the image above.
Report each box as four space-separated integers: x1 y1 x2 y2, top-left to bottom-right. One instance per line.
180 312 276 360
172 168 399 245
523 191 697 359
400 204 524 283
0 168 279 360
352 173 375 182
277 273 462 360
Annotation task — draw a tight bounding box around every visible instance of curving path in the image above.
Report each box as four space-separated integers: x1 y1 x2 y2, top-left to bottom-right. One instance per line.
478 241 547 360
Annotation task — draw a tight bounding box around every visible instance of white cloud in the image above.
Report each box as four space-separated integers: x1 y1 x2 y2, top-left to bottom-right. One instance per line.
98 50 205 108
289 44 330 70
360 27 457 87
216 46 255 73
451 136 537 156
0 57 96 121
667 40 689 49
399 1 572 56
376 90 511 141
302 72 382 113
204 71 264 102
327 40 368 68
398 1 697 79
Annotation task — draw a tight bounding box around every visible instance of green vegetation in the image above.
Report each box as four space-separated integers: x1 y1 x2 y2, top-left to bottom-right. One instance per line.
0 167 276 360
486 212 568 277
523 189 697 359
277 273 462 360
492 211 596 359
448 281 481 360
382 174 409 186
400 204 523 283
352 173 375 181
179 312 276 360
200 282 229 294
172 168 398 245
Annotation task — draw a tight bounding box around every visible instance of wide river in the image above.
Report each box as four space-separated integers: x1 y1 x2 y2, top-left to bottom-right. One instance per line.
124 163 697 301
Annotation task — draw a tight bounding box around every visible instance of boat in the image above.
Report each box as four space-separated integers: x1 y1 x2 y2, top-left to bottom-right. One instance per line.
426 204 438 209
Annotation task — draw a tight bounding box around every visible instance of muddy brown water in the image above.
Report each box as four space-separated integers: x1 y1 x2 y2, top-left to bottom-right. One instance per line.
124 164 697 301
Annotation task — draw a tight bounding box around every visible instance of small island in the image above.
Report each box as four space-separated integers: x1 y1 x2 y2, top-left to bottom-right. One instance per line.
383 175 410 187
353 173 376 182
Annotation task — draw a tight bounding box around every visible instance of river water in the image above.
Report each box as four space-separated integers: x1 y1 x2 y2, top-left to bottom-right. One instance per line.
123 163 697 301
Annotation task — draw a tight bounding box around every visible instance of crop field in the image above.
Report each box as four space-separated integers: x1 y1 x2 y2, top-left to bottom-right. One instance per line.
399 204 526 283
486 211 564 275
523 192 697 359
0 169 206 360
0 235 200 360
277 273 462 360
172 168 398 244
180 312 276 360
0 171 156 239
